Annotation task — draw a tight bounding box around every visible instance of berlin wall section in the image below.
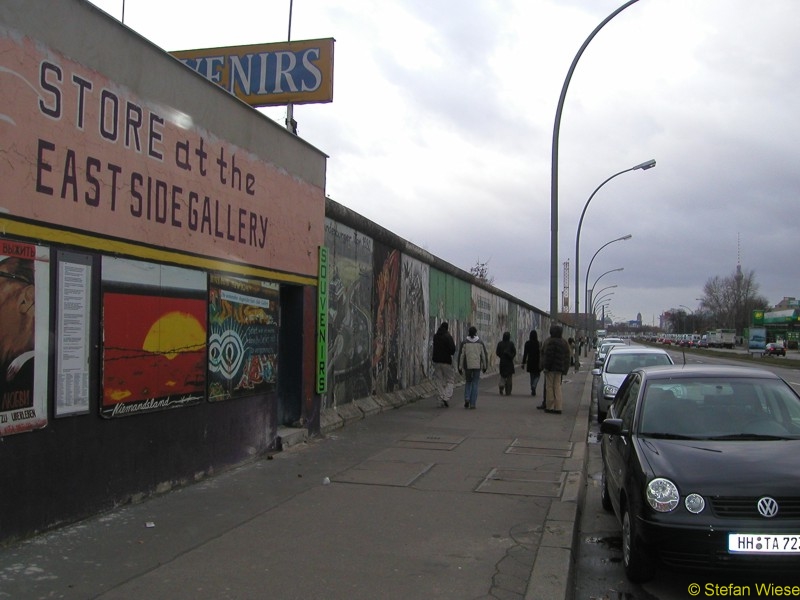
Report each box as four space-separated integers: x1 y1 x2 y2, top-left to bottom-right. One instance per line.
0 0 326 544
322 199 555 412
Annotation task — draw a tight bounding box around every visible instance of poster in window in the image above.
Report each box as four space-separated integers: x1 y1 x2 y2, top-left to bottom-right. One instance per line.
101 258 207 418
0 240 49 436
208 274 279 401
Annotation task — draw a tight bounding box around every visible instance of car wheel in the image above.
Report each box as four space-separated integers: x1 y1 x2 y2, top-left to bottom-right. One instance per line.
622 506 655 583
600 465 613 512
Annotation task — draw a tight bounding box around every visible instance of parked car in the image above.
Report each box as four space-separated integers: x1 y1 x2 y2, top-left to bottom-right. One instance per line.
594 340 627 369
592 347 673 422
696 337 709 348
600 364 800 582
765 342 786 357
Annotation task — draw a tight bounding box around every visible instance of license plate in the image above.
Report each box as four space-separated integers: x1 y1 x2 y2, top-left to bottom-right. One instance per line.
729 534 800 553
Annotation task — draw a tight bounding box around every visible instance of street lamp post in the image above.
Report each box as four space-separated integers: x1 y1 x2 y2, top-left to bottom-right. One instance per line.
591 285 618 313
550 0 643 319
585 266 620 353
574 161 654 344
680 304 694 334
583 234 632 351
592 294 614 316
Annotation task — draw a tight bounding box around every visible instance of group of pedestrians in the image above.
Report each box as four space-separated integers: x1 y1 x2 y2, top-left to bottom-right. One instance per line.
431 322 573 413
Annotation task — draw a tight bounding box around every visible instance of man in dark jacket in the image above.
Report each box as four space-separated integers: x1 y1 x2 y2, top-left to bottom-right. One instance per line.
541 325 570 414
431 321 456 407
521 330 541 397
495 331 516 395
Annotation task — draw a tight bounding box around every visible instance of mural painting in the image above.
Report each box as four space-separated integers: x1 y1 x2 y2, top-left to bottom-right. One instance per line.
324 220 373 406
208 274 280 401
101 258 207 417
398 255 429 389
471 286 496 367
373 244 400 394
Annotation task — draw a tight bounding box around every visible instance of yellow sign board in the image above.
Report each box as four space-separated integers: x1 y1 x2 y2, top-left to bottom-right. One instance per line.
172 38 334 107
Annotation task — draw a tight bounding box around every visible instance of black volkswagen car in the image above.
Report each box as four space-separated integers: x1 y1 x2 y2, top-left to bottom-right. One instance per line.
600 364 800 581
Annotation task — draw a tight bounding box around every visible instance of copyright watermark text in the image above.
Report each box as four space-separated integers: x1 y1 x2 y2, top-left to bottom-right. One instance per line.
688 582 800 596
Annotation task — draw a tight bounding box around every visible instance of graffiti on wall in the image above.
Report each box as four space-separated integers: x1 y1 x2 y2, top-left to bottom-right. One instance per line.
398 255 429 389
322 221 556 406
324 220 373 406
373 244 400 394
208 275 279 401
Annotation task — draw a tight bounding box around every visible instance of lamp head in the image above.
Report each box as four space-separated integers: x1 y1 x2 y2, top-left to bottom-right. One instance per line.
634 159 657 171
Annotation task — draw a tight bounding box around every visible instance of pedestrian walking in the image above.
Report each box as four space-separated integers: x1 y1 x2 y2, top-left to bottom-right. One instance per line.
431 321 456 407
495 331 516 395
521 330 541 398
541 325 571 414
458 326 487 409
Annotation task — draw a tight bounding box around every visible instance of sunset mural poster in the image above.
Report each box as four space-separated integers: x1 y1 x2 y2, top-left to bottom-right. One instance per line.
101 258 207 418
208 274 279 402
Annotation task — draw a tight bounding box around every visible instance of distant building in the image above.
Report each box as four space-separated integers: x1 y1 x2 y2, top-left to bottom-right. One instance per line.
774 297 799 310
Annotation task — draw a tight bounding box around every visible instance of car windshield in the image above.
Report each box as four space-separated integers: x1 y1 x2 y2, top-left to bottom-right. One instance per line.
638 377 800 440
599 343 623 355
605 353 672 374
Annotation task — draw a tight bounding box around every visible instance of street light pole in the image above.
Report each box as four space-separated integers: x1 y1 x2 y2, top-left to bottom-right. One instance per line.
680 304 694 335
550 0 643 320
583 233 632 351
593 293 615 314
574 161 654 344
590 267 624 306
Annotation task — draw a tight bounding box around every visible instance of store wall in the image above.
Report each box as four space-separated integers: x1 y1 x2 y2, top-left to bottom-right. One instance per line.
0 0 326 543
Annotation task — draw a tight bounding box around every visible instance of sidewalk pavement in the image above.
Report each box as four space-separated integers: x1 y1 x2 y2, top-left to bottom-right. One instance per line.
0 365 593 600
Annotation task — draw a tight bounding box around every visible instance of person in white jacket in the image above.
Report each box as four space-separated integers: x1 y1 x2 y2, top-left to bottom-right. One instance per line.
457 326 488 409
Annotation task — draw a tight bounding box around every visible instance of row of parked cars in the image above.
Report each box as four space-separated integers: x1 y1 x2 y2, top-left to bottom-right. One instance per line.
592 339 800 582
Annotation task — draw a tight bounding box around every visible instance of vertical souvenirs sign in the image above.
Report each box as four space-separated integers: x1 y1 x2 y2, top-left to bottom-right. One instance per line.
100 258 207 418
0 239 49 436
316 246 328 394
208 274 279 401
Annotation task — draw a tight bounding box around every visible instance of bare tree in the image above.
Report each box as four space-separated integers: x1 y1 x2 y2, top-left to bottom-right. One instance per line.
698 268 768 333
470 259 495 285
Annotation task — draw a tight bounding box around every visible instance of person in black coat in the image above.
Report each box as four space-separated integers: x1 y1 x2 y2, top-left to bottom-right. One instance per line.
495 331 516 395
431 321 456 407
521 330 541 397
541 325 571 414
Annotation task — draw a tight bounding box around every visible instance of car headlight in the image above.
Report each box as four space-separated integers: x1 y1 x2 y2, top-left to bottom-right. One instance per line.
646 478 679 512
602 384 618 397
684 493 705 514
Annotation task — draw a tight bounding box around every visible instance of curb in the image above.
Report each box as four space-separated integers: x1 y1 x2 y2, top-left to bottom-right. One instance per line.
525 368 593 600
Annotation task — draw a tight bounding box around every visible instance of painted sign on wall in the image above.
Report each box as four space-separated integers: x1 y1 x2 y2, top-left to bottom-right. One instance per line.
0 27 323 278
172 38 334 107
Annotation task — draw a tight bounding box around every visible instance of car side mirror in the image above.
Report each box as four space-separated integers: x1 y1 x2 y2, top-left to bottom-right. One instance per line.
591 368 601 376
600 418 624 436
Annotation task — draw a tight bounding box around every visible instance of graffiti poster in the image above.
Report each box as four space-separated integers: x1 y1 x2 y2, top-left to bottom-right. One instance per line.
324 221 373 406
208 275 279 401
0 240 49 436
101 258 207 418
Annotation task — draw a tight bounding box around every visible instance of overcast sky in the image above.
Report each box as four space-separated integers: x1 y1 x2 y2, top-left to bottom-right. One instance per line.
86 0 800 326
